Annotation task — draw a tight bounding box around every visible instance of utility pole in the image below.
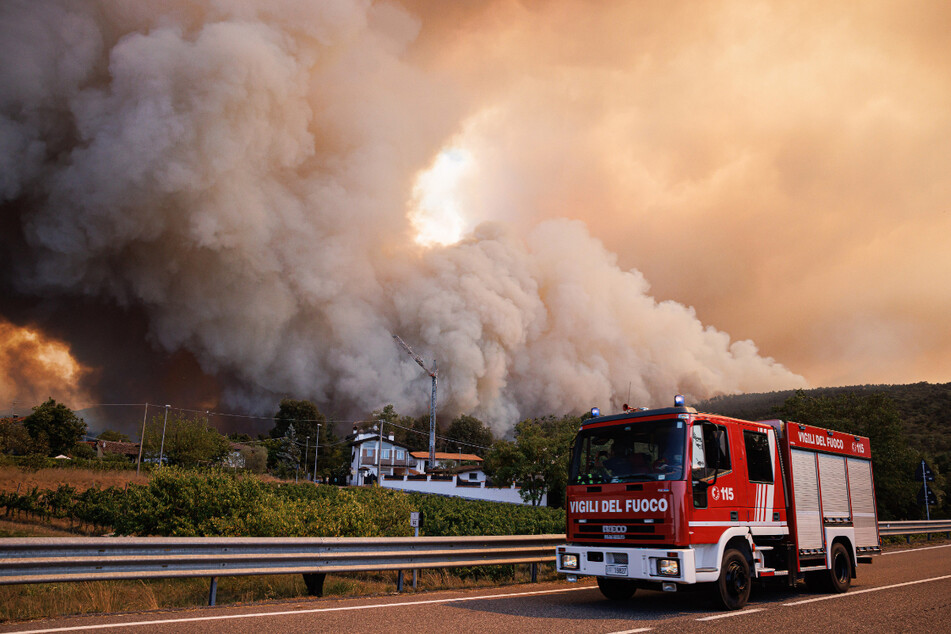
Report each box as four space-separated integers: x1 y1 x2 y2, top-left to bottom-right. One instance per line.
304 436 309 480
393 335 437 471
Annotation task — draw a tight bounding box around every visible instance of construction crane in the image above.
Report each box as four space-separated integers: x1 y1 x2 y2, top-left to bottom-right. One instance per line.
392 334 438 470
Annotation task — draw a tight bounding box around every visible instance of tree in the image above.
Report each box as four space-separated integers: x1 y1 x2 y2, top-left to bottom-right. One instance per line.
370 404 433 453
776 390 918 520
23 399 87 456
275 424 302 478
70 442 96 459
484 415 580 506
270 398 326 442
143 412 230 468
313 423 348 483
0 418 39 455
444 415 494 457
239 446 268 473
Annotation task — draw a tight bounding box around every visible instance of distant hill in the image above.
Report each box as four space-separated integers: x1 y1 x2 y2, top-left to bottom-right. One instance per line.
695 382 951 458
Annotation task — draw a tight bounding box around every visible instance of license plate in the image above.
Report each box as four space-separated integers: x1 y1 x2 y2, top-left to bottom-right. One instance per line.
605 565 628 576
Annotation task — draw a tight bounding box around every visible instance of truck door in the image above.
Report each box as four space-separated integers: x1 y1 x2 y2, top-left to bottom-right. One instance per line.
690 421 739 540
742 428 778 523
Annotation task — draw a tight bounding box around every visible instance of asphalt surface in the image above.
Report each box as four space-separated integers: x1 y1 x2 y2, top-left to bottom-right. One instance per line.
3 543 950 633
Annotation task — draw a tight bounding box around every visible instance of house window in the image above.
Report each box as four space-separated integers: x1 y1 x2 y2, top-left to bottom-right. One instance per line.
366 448 374 458
469 472 478 480
396 450 404 460
383 449 390 460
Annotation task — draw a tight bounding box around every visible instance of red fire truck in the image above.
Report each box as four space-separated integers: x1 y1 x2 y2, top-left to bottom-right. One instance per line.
556 396 880 610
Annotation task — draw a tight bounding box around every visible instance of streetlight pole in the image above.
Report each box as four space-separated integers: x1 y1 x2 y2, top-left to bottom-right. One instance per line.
313 423 321 484
304 436 309 481
376 422 382 483
136 403 148 476
158 404 171 466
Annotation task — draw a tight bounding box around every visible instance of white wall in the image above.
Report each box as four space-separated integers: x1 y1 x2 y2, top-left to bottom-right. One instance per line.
377 474 547 506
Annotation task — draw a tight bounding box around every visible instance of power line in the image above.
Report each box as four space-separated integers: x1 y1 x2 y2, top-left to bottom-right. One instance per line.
33 402 492 451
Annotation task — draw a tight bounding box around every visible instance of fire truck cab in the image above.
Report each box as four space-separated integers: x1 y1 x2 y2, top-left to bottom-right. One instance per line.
556 397 880 610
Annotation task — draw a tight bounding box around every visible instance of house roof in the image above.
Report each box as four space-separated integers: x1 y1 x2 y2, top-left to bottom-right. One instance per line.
350 434 414 451
94 440 140 456
410 451 483 463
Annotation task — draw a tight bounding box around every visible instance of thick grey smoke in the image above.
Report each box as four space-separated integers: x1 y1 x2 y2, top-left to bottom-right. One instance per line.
0 1 805 432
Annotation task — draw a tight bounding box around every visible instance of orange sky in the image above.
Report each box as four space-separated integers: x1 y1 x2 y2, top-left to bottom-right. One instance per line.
404 0 951 387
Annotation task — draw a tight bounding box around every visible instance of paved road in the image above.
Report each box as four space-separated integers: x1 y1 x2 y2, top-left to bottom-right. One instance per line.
3 544 950 633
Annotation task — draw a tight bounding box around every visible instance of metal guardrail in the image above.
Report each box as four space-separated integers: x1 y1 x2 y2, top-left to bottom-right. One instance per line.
0 534 562 586
1 520 949 591
878 519 951 537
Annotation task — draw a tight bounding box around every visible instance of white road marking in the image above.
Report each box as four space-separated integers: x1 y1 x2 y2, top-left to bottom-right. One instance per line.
783 574 951 606
882 543 951 555
605 628 652 633
9 585 596 634
695 608 764 621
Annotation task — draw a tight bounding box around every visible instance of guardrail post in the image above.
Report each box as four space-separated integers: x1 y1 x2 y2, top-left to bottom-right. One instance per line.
303 573 326 597
208 577 217 606
531 563 538 583
397 570 404 592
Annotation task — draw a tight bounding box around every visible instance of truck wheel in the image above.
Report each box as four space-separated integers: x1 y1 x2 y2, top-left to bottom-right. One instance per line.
828 543 852 593
597 577 637 601
714 548 751 610
824 542 852 594
804 543 852 593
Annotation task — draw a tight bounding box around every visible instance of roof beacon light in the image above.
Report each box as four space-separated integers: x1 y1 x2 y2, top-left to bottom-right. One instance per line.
590 407 601 418
674 394 685 407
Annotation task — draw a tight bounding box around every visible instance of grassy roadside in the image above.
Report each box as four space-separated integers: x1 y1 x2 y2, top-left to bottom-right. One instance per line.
0 551 558 623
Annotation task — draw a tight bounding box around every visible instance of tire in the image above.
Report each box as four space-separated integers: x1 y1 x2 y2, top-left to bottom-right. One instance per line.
828 543 852 593
713 548 751 610
803 542 852 593
597 577 637 601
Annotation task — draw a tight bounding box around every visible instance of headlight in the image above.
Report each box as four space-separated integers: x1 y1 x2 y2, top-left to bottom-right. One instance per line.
561 553 579 570
656 558 679 577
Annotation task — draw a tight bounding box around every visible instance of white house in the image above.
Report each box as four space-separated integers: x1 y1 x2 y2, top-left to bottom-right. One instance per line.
347 432 544 506
348 430 418 486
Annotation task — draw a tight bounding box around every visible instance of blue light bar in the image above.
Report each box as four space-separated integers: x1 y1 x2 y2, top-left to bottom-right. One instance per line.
674 394 685 407
590 407 601 417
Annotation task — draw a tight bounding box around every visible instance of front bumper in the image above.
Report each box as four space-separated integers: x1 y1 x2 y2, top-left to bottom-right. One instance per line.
556 544 697 584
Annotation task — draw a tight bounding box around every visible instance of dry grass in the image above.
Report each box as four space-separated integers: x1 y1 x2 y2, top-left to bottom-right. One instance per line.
0 466 149 493
0 518 83 537
0 567 560 623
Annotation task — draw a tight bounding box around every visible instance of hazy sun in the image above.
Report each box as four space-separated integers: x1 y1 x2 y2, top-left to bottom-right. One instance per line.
409 147 473 247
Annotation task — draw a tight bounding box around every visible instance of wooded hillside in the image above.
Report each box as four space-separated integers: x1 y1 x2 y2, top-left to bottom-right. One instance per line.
696 382 951 519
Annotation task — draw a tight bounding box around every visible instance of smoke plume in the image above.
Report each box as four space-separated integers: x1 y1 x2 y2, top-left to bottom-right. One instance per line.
0 1 816 432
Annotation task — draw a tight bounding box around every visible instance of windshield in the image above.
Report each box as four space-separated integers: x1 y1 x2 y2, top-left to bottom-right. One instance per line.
569 419 686 484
